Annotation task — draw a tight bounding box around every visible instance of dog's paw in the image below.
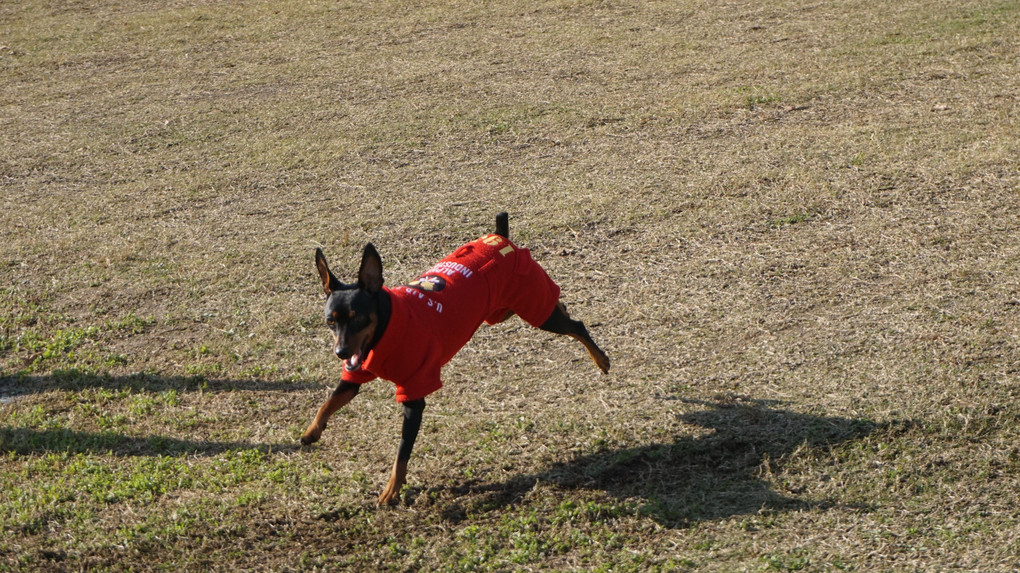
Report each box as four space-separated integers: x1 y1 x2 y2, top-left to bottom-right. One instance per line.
377 487 401 507
590 349 610 374
377 476 407 507
300 425 322 446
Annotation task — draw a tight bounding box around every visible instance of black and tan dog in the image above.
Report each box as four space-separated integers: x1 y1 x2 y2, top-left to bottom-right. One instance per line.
301 212 610 506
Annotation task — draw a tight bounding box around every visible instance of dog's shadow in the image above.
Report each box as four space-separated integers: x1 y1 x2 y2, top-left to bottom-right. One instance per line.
434 397 890 527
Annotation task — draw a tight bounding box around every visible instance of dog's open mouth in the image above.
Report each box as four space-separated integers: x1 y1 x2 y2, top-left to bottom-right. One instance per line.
343 339 369 373
344 353 363 372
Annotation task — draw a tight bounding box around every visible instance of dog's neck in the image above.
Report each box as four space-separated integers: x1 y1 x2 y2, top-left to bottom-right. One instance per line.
367 288 392 352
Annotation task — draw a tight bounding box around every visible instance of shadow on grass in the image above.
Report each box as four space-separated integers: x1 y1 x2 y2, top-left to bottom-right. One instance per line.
0 370 310 456
447 397 894 527
0 426 299 457
0 368 317 400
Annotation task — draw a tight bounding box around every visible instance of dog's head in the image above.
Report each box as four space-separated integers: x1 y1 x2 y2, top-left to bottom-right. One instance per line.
314 244 384 373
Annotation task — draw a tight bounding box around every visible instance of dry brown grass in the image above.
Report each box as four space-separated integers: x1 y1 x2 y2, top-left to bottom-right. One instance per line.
2 0 1020 570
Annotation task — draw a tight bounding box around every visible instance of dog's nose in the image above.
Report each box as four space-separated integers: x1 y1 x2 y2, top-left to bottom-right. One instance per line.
335 345 351 360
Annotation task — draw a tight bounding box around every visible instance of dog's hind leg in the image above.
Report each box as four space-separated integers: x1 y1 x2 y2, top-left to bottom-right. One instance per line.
540 303 610 374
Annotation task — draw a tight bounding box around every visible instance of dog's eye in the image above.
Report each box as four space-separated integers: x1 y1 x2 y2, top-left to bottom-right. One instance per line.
325 318 336 326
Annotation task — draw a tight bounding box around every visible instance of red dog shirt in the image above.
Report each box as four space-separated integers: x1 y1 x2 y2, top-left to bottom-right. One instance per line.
340 234 561 402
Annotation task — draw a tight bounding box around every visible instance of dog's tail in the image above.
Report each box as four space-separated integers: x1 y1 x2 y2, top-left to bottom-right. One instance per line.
495 211 509 239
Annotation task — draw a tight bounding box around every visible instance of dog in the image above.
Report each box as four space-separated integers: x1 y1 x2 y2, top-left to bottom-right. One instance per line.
300 212 610 506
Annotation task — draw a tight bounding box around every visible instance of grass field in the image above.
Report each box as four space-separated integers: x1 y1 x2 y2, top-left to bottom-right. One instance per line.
2 0 1020 570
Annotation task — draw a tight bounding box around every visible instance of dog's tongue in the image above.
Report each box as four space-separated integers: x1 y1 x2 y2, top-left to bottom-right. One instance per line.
345 352 364 372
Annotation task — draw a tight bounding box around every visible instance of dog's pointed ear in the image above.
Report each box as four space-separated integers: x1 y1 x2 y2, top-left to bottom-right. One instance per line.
358 243 384 294
315 248 342 296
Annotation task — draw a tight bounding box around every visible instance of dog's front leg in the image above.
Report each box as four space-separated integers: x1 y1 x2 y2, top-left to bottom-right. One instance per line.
378 398 425 506
301 381 361 445
379 458 408 507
